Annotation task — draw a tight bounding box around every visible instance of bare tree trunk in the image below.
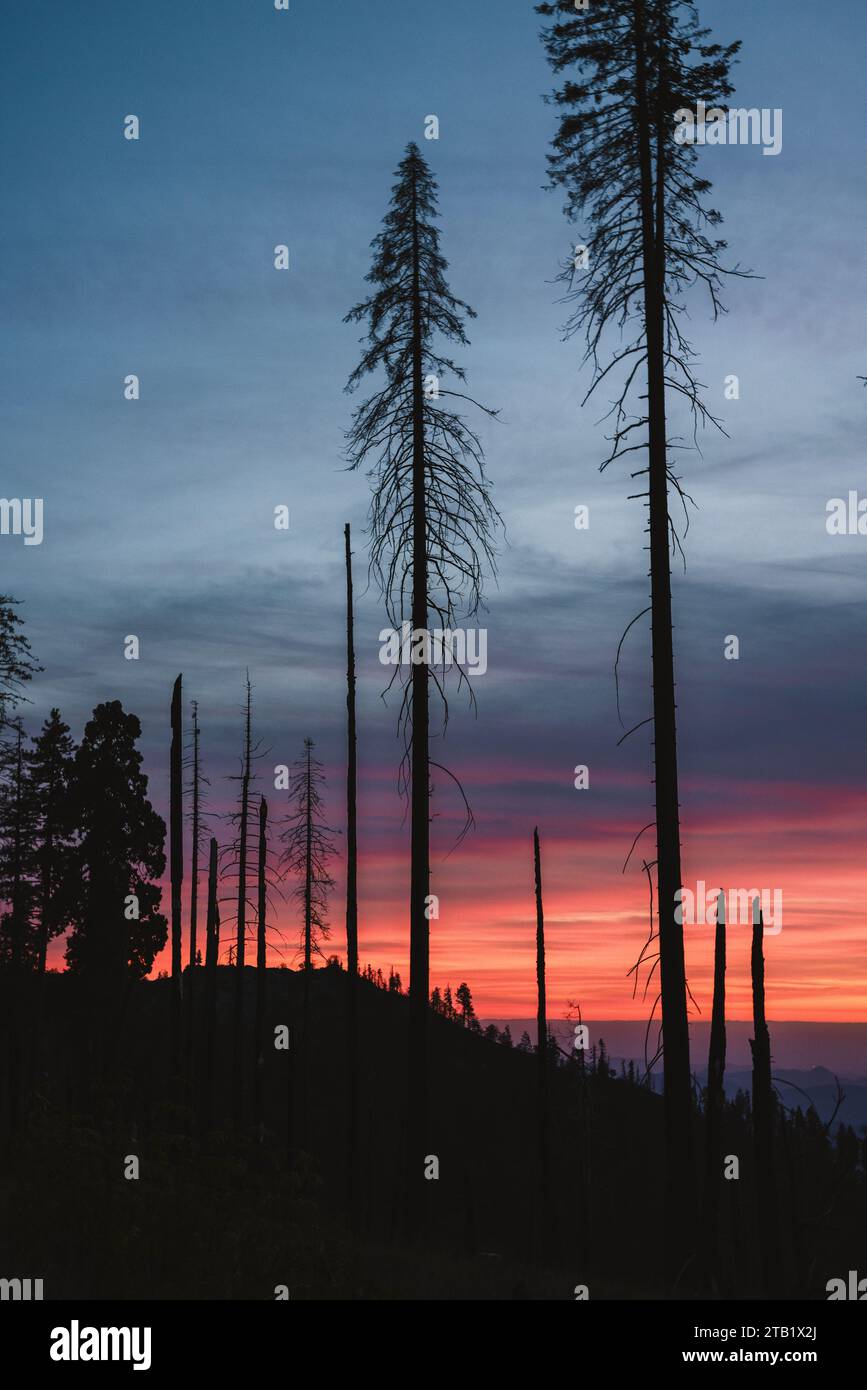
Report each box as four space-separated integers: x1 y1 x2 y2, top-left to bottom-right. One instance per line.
202 836 219 1135
232 676 252 1135
254 796 267 1138
170 674 183 1083
304 742 313 971
345 521 360 1230
703 889 726 1288
185 702 200 1084
301 741 312 1144
750 899 781 1295
633 0 693 1283
533 827 550 1260
407 153 431 1240
285 967 294 1167
344 523 358 977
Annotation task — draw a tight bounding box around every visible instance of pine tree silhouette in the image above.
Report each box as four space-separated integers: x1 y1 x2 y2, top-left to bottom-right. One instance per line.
345 142 499 1236
64 702 167 983
29 709 76 975
537 0 748 1280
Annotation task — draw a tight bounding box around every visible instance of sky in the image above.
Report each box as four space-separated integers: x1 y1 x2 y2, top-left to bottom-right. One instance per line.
1 0 866 1027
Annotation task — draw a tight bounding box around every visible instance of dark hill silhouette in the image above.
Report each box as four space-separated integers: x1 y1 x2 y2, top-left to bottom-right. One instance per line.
2 963 865 1299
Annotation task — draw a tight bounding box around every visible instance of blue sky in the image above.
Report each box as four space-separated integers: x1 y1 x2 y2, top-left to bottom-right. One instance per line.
1 0 866 1016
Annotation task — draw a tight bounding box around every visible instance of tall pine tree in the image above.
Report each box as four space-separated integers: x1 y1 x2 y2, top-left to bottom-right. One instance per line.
537 0 745 1280
345 143 499 1234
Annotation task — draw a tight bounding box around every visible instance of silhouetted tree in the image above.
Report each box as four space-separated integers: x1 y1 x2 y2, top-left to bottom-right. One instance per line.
29 709 76 975
254 795 268 1137
537 0 745 1279
345 142 499 1234
0 597 41 732
281 737 336 1144
0 719 36 1131
533 826 550 1256
344 522 360 1227
455 981 475 1026
750 899 781 1294
201 836 219 1135
344 523 358 976
227 673 256 1134
64 702 167 982
170 675 183 1078
281 738 336 970
0 720 38 971
23 710 76 1111
185 699 208 1080
703 888 726 1288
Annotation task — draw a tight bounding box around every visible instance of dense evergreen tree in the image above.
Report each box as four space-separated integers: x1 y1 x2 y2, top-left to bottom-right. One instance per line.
455 981 475 1026
29 708 76 973
0 720 38 970
64 702 167 981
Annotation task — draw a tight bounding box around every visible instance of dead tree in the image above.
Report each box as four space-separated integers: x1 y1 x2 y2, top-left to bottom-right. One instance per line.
702 888 726 1287
229 674 255 1135
537 0 748 1281
201 835 219 1134
254 796 268 1138
280 737 336 1144
345 142 499 1236
345 522 360 1228
184 699 208 1082
750 898 781 1295
344 523 358 977
533 826 551 1259
169 674 183 1081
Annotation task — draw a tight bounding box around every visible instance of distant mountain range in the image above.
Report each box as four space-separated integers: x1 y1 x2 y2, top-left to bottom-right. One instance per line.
483 1020 867 1129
